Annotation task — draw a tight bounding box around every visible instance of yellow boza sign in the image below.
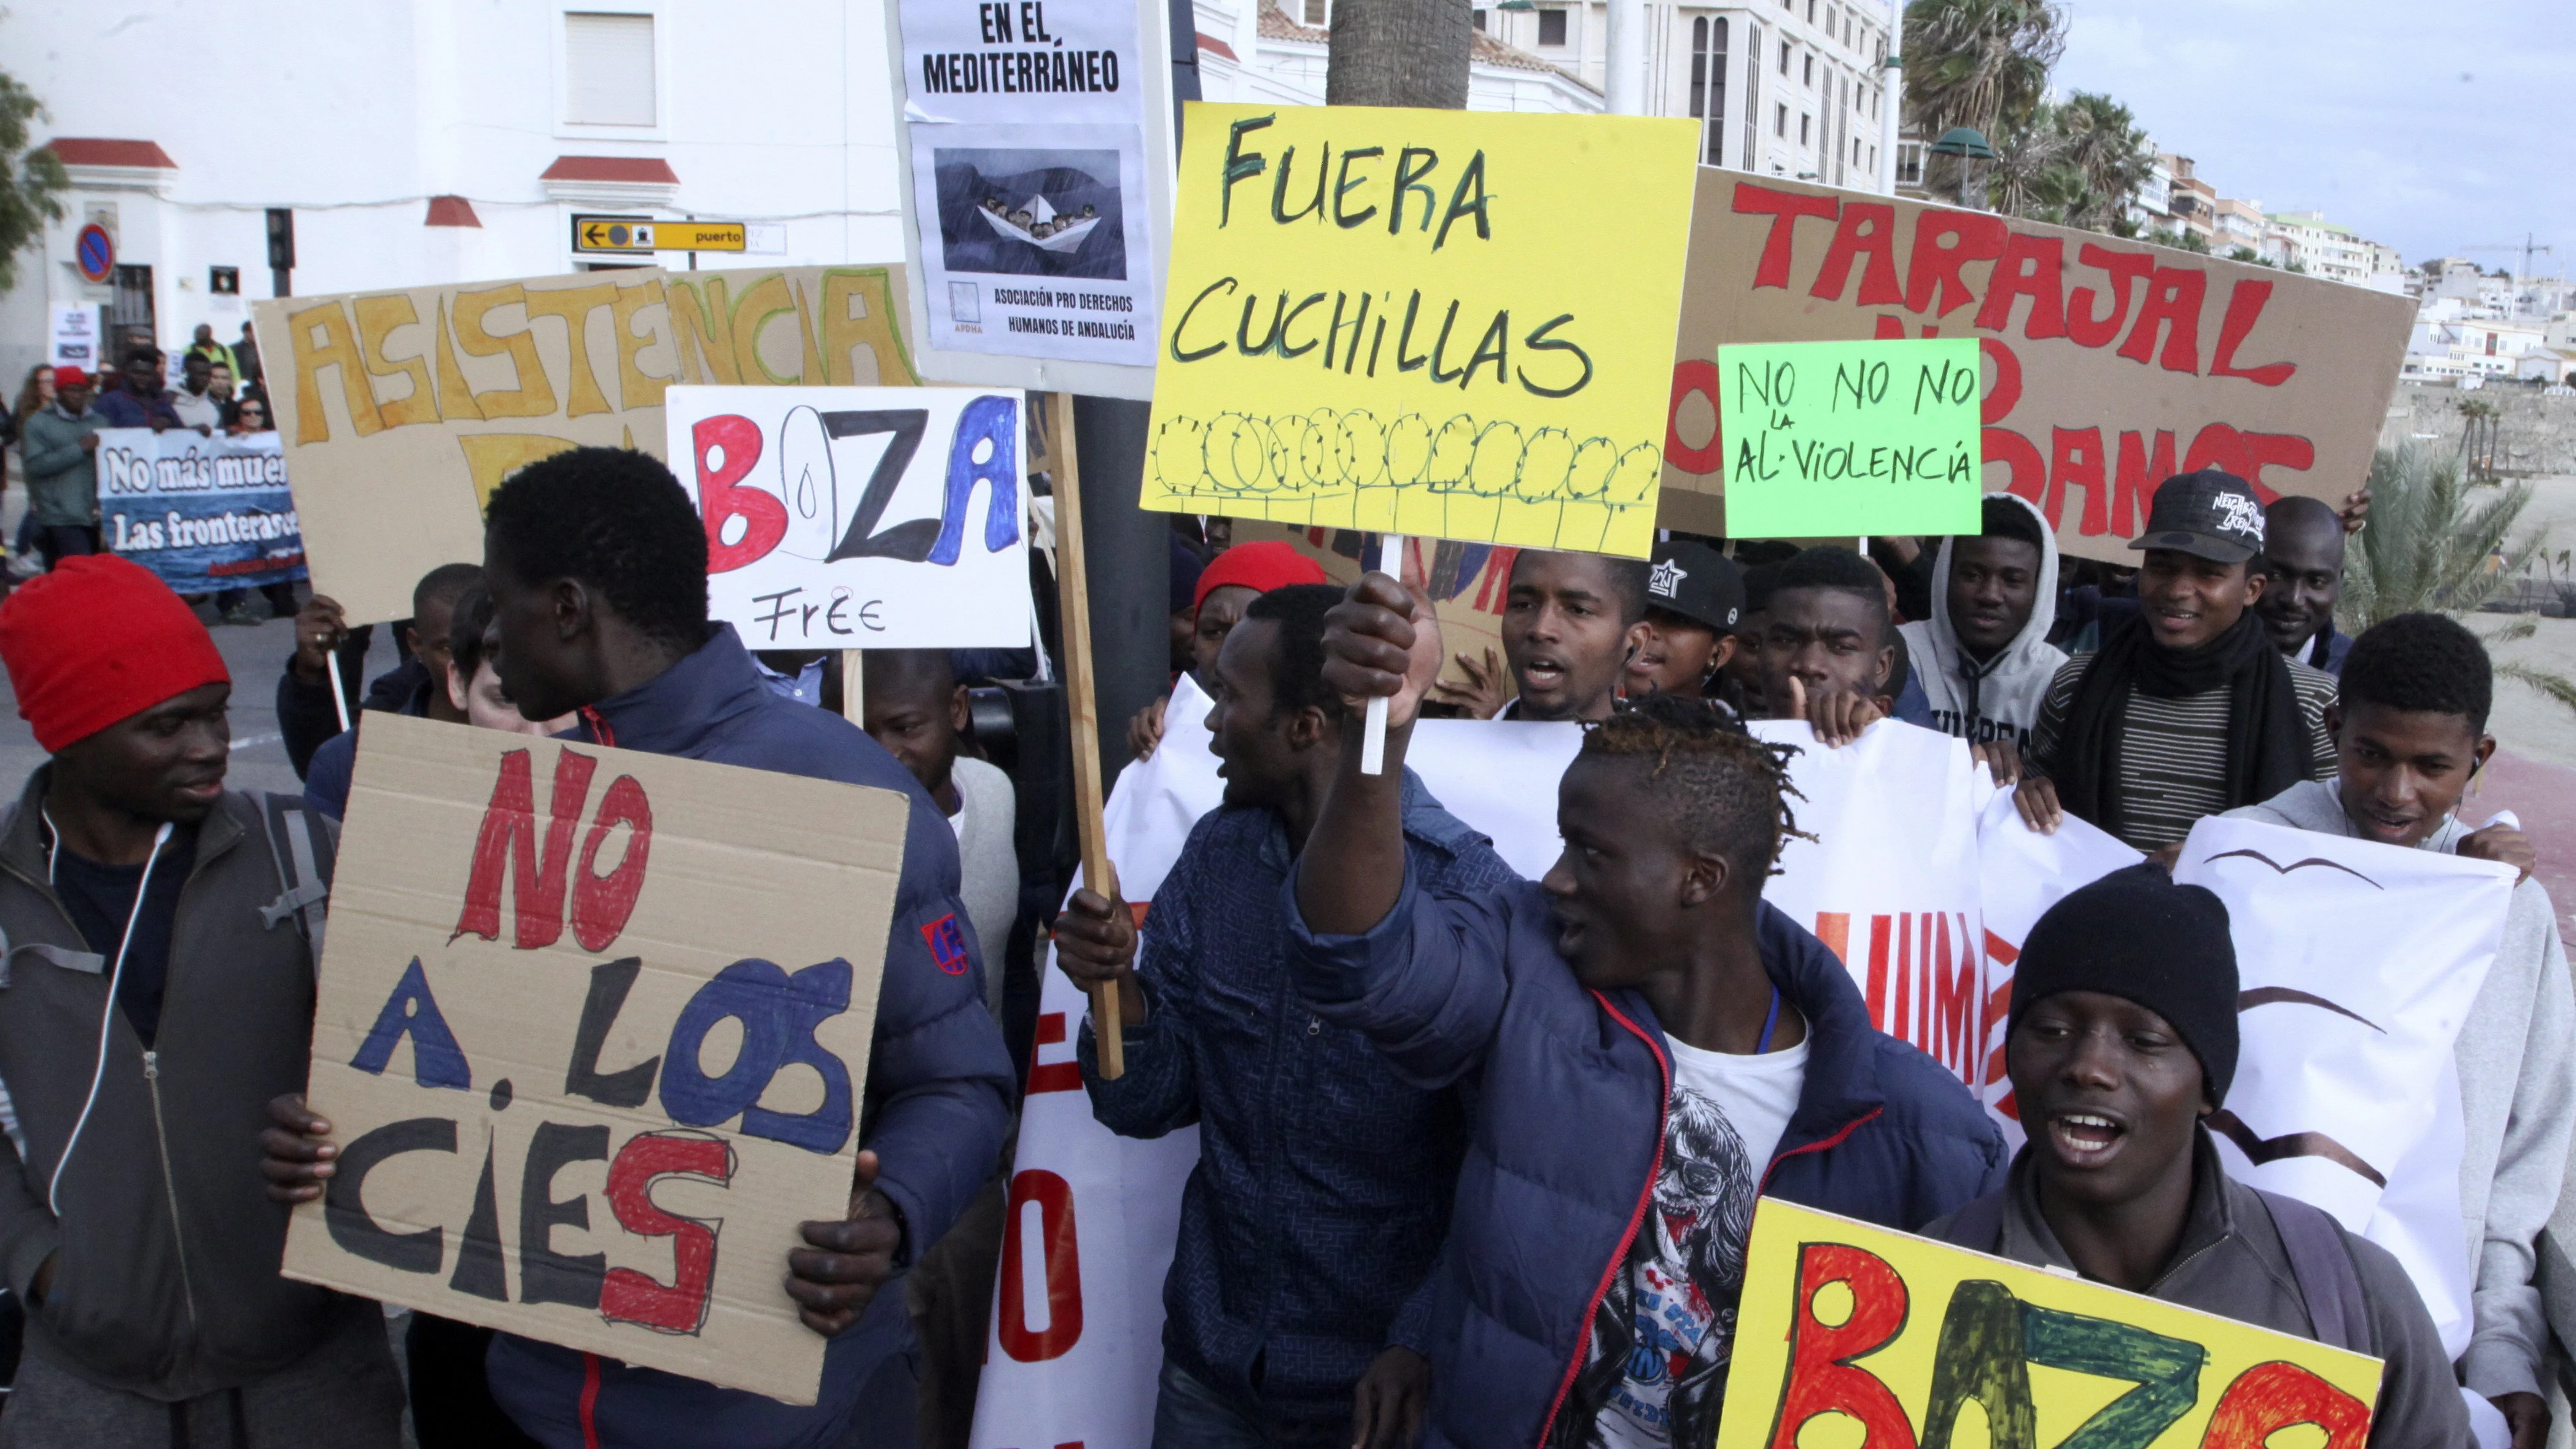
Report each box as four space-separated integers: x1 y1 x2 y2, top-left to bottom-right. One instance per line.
1716 1202 2383 1449
1142 103 1698 559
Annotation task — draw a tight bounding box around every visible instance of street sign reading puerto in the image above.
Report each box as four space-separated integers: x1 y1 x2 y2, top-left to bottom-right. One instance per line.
76 223 114 283
571 214 748 255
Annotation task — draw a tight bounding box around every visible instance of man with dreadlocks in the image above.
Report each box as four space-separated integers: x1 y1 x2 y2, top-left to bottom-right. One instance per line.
1288 573 2005 1449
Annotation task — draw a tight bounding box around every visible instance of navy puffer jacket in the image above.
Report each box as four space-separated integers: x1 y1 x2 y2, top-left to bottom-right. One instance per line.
1288 877 2006 1449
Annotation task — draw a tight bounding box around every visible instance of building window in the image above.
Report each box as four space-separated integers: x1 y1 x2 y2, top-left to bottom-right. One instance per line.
1538 7 1567 45
1779 40 1791 73
1896 139 1923 187
1776 103 1788 137
1304 0 1328 23
565 11 656 126
1807 0 1816 20
1826 4 1839 41
1800 113 1811 145
108 263 155 336
1689 16 1729 165
1470 8 1484 29
1802 53 1813 86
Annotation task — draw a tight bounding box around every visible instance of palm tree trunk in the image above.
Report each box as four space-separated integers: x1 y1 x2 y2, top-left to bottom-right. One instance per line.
1327 0 1471 107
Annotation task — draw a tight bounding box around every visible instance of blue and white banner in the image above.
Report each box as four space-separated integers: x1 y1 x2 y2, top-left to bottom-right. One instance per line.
96 428 307 592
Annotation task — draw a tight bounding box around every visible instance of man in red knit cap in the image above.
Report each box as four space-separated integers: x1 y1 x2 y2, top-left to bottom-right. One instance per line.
1129 538 1330 759
0 556 405 1443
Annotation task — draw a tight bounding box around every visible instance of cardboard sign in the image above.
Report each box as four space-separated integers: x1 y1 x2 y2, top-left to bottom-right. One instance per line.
663 266 924 389
1662 174 2416 561
284 713 908 1404
664 385 1031 650
253 271 690 623
1229 521 1520 694
1719 338 1983 538
95 428 307 592
1716 1200 2383 1449
1143 104 1700 559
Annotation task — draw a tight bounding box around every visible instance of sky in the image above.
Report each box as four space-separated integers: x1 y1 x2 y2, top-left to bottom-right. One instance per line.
2049 0 2574 271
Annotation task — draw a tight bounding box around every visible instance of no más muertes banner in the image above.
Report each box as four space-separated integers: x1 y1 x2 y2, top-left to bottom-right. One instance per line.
285 713 909 1404
96 427 307 592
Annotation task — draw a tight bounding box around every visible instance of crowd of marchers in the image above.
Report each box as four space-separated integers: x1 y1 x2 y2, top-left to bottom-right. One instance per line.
0 447 2556 1449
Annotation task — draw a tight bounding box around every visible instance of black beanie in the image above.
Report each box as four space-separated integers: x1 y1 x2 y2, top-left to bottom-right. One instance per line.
2008 864 2240 1105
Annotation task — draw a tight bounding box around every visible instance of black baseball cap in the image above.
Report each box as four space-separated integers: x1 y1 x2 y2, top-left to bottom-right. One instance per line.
1644 540 1745 633
2130 469 2268 565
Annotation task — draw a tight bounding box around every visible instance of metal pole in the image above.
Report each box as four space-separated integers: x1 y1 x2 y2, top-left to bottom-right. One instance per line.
1068 395 1169 791
1878 0 1903 196
1606 0 1648 115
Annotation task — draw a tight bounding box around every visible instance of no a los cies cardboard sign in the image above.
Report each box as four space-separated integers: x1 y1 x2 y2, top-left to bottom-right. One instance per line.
284 714 911 1404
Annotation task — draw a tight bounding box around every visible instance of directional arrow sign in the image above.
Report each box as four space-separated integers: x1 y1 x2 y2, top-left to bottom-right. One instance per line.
570 213 657 255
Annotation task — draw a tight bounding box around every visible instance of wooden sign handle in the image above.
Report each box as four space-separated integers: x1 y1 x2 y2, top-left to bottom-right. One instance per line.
1045 391 1124 1078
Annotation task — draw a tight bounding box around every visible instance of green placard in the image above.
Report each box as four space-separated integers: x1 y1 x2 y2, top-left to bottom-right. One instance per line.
1718 338 1983 538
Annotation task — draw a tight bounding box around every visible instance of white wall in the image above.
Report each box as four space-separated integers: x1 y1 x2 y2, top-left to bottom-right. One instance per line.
1 0 911 389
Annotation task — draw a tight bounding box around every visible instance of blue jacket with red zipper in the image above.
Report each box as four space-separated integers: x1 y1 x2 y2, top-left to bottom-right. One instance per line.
1286 873 2006 1449
483 624 1016 1449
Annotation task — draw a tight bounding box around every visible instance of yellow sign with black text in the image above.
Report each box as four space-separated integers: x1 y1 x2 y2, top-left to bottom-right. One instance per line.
573 215 750 255
1715 1200 2383 1449
1142 103 1698 558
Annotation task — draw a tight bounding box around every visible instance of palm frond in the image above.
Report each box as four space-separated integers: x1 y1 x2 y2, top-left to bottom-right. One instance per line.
2499 662 2576 718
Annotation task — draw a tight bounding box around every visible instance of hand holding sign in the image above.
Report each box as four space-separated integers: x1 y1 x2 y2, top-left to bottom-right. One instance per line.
1322 572 1444 732
785 1150 901 1337
260 1093 337 1203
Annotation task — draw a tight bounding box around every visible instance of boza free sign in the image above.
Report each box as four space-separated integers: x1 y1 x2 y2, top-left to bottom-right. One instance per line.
283 713 907 1404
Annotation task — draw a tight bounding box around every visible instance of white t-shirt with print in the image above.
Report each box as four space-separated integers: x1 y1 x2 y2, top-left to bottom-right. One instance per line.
1589 1033 1808 1449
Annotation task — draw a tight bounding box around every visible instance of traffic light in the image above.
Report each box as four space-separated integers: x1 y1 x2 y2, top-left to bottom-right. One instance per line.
267 208 295 295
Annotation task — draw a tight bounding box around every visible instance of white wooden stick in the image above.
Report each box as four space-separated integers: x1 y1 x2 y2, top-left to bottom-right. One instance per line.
1360 533 1403 776
324 648 352 735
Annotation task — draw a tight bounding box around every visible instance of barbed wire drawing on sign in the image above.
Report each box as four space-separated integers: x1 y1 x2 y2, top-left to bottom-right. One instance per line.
1146 408 1662 553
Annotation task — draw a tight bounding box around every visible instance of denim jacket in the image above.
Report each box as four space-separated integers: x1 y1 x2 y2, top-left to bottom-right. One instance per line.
1078 770 1516 1420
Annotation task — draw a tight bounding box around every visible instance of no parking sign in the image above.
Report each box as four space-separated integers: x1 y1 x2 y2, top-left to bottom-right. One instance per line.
75 223 113 283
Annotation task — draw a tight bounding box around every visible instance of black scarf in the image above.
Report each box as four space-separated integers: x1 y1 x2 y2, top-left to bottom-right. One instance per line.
2053 608 2308 839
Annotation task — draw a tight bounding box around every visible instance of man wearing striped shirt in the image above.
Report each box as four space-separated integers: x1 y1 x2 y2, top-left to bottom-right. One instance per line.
2012 470 2335 853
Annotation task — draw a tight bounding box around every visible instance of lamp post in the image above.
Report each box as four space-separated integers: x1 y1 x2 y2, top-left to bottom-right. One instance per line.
1928 125 1998 209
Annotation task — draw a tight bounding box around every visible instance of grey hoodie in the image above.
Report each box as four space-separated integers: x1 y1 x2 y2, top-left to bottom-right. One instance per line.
2228 779 2574 1400
1931 1133 2472 1449
1897 491 2068 750
0 771 350 1400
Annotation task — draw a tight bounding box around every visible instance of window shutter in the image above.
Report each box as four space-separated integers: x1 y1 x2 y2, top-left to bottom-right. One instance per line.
566 12 656 126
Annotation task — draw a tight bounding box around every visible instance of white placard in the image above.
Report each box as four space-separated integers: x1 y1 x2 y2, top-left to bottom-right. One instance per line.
664 385 1032 650
49 303 104 371
889 0 1172 395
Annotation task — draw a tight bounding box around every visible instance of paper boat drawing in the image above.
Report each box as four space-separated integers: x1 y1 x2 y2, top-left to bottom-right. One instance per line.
978 193 1102 253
